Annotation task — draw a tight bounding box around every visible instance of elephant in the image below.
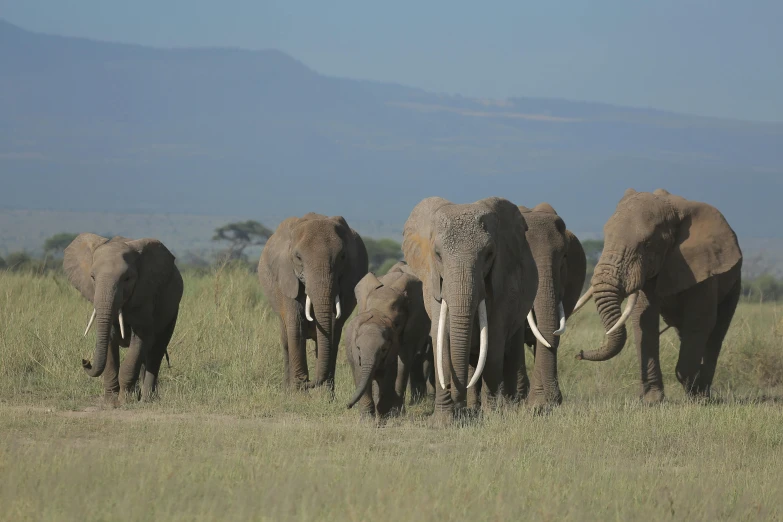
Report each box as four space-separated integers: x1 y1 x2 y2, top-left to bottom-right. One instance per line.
573 189 742 402
517 203 586 407
345 261 431 418
63 234 183 402
258 213 368 392
402 197 538 419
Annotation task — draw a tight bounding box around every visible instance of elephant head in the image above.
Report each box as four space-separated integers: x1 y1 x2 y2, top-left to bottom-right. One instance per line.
403 197 537 407
63 234 176 377
264 213 368 386
346 270 421 409
574 188 742 361
519 203 586 352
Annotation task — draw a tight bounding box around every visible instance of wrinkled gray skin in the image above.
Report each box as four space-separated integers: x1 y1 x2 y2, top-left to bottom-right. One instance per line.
577 189 742 403
403 197 538 420
258 213 368 392
517 203 586 407
63 234 183 402
345 262 431 419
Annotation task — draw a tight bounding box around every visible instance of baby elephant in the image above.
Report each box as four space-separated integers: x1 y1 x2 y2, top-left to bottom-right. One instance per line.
345 262 431 417
64 234 183 402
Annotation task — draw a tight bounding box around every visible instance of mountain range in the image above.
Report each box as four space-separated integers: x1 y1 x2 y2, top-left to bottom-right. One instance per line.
1 18 782 242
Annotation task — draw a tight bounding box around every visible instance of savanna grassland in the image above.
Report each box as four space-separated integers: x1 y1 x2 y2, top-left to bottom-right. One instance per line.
1 269 782 521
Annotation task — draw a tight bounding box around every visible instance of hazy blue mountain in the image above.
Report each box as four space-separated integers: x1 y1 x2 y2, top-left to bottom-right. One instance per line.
1 19 782 238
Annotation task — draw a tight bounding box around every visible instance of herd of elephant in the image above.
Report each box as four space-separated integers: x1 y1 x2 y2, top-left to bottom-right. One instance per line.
64 188 743 422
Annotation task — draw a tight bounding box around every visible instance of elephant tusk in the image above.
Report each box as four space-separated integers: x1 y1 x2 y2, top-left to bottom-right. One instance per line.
553 302 567 336
436 298 448 390
118 309 126 339
606 291 639 336
467 300 488 389
335 295 342 320
527 311 552 349
305 294 314 322
83 309 96 337
572 286 594 314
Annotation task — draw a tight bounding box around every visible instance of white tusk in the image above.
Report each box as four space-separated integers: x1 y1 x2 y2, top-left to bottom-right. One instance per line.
118 309 126 339
606 291 639 336
335 295 342 320
527 311 552 349
305 294 313 321
467 300 488 388
436 299 448 390
572 286 594 314
83 309 96 337
553 302 567 336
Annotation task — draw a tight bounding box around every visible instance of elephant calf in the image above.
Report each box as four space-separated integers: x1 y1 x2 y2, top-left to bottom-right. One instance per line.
64 234 183 402
345 262 431 418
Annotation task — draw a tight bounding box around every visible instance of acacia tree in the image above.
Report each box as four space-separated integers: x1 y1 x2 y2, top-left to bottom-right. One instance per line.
212 220 273 261
43 233 78 256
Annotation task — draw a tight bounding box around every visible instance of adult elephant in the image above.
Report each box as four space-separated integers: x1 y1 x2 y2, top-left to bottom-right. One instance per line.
63 234 183 402
258 213 368 392
345 262 431 418
518 203 586 407
403 197 538 419
574 189 742 402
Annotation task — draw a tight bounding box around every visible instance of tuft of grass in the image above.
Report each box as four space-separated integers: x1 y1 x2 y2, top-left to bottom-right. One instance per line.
1 270 782 521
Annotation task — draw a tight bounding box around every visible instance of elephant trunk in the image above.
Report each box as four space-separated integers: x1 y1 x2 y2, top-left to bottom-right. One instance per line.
442 264 480 405
347 353 377 409
576 284 627 362
82 278 120 377
311 275 337 387
530 266 560 351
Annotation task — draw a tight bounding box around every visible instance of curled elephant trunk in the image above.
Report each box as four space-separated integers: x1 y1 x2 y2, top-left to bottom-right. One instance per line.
82 279 121 377
347 355 377 409
576 287 633 362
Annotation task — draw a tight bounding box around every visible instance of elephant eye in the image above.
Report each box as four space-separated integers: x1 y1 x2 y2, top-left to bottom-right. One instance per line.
90 274 95 281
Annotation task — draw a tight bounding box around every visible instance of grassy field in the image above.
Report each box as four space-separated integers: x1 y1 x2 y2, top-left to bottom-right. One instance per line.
1 269 782 521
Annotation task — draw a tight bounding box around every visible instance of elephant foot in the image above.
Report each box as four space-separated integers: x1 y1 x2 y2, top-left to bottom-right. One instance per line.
427 409 456 428
640 388 665 405
526 386 563 411
102 391 120 408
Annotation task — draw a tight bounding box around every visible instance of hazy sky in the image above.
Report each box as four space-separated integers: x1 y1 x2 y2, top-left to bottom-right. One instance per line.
2 0 781 122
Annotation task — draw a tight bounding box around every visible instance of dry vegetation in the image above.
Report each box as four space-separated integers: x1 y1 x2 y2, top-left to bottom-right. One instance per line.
1 269 782 521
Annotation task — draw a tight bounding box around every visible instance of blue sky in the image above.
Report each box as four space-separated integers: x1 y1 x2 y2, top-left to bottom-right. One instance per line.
2 0 781 122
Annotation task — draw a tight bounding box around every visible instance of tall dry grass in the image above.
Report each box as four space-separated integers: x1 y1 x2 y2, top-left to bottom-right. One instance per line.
1 269 782 521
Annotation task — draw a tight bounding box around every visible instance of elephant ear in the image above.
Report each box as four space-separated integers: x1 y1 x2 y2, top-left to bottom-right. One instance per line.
262 217 301 299
63 233 109 302
657 199 742 297
354 272 383 312
562 230 587 317
331 216 369 313
402 197 451 305
125 238 176 306
482 197 538 316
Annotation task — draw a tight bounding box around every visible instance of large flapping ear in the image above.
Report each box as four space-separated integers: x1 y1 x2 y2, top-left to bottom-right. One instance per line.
354 272 384 313
657 197 742 297
261 217 301 299
332 216 369 313
124 238 176 306
481 197 537 315
562 230 587 317
402 197 451 306
63 233 109 302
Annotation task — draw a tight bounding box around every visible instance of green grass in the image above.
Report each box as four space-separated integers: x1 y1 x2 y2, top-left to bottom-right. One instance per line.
1 269 782 521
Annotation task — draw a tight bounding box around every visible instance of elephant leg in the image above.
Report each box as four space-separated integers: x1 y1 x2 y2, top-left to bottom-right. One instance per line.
432 325 455 420
102 329 121 401
632 285 665 404
515 340 531 402
394 352 410 410
674 294 716 398
480 341 506 413
467 354 481 411
277 317 292 389
408 343 427 404
378 360 405 418
324 320 345 394
140 324 174 402
697 281 741 397
285 315 309 390
119 333 144 402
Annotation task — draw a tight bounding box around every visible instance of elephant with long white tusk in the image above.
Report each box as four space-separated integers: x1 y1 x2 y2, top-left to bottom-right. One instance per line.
573 188 742 403
402 197 538 421
517 203 587 407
